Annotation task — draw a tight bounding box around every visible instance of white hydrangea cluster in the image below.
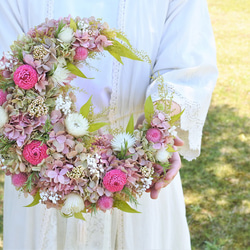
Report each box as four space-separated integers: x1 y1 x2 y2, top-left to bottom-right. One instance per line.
55 94 72 115
87 154 104 178
0 52 17 70
78 20 89 32
40 190 62 204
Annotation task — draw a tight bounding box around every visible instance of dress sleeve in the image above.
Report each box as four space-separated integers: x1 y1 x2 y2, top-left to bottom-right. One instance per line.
146 0 218 161
0 0 24 53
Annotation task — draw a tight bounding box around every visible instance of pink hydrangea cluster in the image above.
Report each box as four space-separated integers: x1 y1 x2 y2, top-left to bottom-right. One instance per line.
0 90 7 105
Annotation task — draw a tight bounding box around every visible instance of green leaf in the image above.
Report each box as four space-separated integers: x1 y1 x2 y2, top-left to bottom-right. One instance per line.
24 191 40 207
104 40 143 64
115 32 132 47
126 114 134 135
70 18 77 32
66 62 88 78
113 200 141 213
144 96 154 124
167 145 176 153
169 109 185 126
74 212 86 221
80 96 92 118
88 122 109 132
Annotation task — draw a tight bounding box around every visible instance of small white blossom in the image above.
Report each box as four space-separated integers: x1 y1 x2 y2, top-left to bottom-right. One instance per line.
111 133 136 151
58 27 74 43
55 94 72 115
40 191 62 204
65 113 89 137
78 20 89 32
155 148 172 163
0 106 8 129
61 193 85 215
168 126 177 137
86 154 104 178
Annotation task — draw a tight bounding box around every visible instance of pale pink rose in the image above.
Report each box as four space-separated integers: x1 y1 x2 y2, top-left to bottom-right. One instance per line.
98 196 113 210
74 47 88 61
146 128 162 143
11 173 28 187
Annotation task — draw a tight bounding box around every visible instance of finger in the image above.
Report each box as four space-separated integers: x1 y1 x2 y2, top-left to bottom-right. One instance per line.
150 186 161 199
174 136 184 146
164 152 181 182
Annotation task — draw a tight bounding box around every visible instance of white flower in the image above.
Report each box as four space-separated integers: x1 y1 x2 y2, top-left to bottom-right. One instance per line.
55 94 72 115
155 148 172 163
111 132 136 151
50 64 70 86
168 126 177 137
65 113 89 137
58 27 74 43
0 106 8 128
61 193 85 215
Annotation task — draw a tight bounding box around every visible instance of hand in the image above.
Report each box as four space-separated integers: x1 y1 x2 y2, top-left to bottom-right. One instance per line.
147 136 184 199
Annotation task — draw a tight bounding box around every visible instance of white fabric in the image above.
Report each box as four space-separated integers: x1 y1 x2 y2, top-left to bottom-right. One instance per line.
0 0 218 249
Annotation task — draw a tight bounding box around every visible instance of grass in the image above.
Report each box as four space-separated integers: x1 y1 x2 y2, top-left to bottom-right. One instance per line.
0 0 249 249
181 0 250 249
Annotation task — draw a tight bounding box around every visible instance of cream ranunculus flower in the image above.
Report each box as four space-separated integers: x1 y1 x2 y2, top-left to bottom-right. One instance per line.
155 148 172 163
65 113 89 137
111 132 135 151
0 106 8 128
61 193 85 215
58 27 74 43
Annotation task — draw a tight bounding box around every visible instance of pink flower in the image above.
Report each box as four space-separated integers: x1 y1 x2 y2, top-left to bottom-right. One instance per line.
103 169 127 192
13 65 38 90
74 47 88 61
146 128 162 143
0 90 7 105
95 35 112 52
23 140 48 165
11 173 28 187
98 196 113 211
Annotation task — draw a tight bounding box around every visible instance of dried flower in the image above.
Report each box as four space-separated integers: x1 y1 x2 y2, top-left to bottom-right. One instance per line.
0 90 7 105
50 65 70 86
11 172 28 187
111 133 135 151
146 128 162 143
103 169 127 192
98 196 113 211
23 140 48 165
28 96 49 117
58 27 74 43
13 65 38 90
155 148 172 163
0 107 8 128
61 193 85 215
65 113 89 137
74 47 88 61
33 45 49 60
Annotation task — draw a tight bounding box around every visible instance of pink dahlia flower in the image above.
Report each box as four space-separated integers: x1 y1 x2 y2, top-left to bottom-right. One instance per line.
103 169 127 192
74 47 88 61
146 128 162 143
23 140 48 165
13 65 38 90
0 90 7 105
98 196 113 211
11 173 28 187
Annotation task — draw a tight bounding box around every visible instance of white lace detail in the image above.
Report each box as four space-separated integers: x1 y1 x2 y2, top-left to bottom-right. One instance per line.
149 83 204 161
109 0 127 129
46 0 54 19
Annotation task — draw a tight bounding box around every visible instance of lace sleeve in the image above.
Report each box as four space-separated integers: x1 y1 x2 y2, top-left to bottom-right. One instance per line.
147 0 218 161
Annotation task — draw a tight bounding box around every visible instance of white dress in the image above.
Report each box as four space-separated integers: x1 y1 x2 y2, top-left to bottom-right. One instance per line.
0 0 218 249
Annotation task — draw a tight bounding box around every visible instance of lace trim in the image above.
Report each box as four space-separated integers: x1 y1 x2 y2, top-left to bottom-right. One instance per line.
46 0 54 19
109 0 127 129
150 83 204 161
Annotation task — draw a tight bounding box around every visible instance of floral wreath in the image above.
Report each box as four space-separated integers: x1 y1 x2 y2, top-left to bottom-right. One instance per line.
0 16 182 220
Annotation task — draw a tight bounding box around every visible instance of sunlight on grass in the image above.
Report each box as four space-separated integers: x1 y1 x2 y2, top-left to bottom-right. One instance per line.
214 163 237 178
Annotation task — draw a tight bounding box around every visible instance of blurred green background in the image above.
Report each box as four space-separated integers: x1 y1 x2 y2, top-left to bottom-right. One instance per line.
0 0 249 249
